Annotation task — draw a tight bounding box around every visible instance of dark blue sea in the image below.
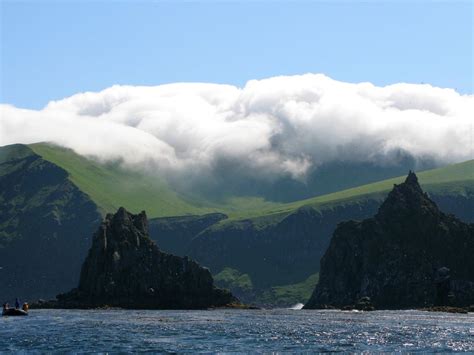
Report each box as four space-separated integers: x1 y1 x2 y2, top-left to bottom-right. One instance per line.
1 308 472 352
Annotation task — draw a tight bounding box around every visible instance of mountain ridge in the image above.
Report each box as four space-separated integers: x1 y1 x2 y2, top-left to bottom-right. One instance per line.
26 142 474 223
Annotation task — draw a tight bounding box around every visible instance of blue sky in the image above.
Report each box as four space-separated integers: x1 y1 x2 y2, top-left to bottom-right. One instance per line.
1 1 472 109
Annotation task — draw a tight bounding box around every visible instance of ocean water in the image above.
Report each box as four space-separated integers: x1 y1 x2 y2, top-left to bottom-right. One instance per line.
0 308 472 352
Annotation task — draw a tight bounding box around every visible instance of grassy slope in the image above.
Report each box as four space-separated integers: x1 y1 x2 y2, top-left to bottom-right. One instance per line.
28 143 474 221
214 267 253 291
29 143 285 218
29 143 220 217
224 159 474 226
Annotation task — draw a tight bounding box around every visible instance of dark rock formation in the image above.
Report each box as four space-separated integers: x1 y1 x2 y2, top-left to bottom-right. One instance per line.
187 190 472 295
354 296 375 311
304 172 474 310
48 208 238 309
341 296 375 311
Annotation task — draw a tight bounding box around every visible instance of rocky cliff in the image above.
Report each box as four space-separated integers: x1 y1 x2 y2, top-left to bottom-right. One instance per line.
50 207 237 309
0 144 101 301
189 203 381 289
304 172 474 309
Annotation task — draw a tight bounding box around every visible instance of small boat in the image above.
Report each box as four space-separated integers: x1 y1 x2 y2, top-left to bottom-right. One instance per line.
2 308 28 316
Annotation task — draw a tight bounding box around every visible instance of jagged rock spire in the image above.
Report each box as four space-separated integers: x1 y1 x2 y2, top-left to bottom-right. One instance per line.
405 170 419 186
304 171 474 310
55 207 238 309
376 171 438 223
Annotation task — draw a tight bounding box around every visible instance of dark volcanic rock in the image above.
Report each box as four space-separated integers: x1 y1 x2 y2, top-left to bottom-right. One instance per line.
304 172 474 310
187 189 472 296
48 208 238 309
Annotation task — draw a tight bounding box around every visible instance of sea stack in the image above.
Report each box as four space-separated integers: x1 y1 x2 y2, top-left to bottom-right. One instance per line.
49 207 238 309
304 172 474 310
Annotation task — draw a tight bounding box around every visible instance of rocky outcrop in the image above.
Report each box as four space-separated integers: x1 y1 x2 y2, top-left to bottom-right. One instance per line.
304 172 474 310
46 207 237 309
186 189 472 294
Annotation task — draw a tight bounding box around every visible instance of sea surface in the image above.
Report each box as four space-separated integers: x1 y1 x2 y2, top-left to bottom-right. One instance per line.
0 308 473 352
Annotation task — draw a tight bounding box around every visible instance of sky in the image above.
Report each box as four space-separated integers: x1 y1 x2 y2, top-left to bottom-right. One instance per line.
1 1 473 109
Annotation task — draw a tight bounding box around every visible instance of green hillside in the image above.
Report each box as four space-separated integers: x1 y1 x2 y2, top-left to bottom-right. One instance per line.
220 159 474 225
29 143 219 217
291 159 473 208
28 143 474 221
29 143 286 218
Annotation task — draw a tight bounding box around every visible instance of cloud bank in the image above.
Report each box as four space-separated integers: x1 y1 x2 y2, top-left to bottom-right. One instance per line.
1 73 473 183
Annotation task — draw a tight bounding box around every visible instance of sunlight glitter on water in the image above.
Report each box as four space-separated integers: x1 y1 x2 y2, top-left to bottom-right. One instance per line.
0 309 472 352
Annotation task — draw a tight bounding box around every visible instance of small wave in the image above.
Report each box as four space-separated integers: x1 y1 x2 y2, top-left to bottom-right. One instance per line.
289 303 304 310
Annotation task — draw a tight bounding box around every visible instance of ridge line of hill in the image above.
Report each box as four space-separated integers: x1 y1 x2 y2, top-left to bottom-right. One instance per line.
3 142 472 222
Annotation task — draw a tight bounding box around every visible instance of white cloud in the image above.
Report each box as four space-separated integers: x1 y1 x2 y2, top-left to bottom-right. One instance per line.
1 74 473 182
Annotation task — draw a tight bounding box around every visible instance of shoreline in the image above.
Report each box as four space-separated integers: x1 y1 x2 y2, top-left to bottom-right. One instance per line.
29 301 259 311
27 304 472 314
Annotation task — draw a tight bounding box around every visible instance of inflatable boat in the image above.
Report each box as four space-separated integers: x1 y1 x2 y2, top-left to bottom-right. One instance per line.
2 308 28 316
